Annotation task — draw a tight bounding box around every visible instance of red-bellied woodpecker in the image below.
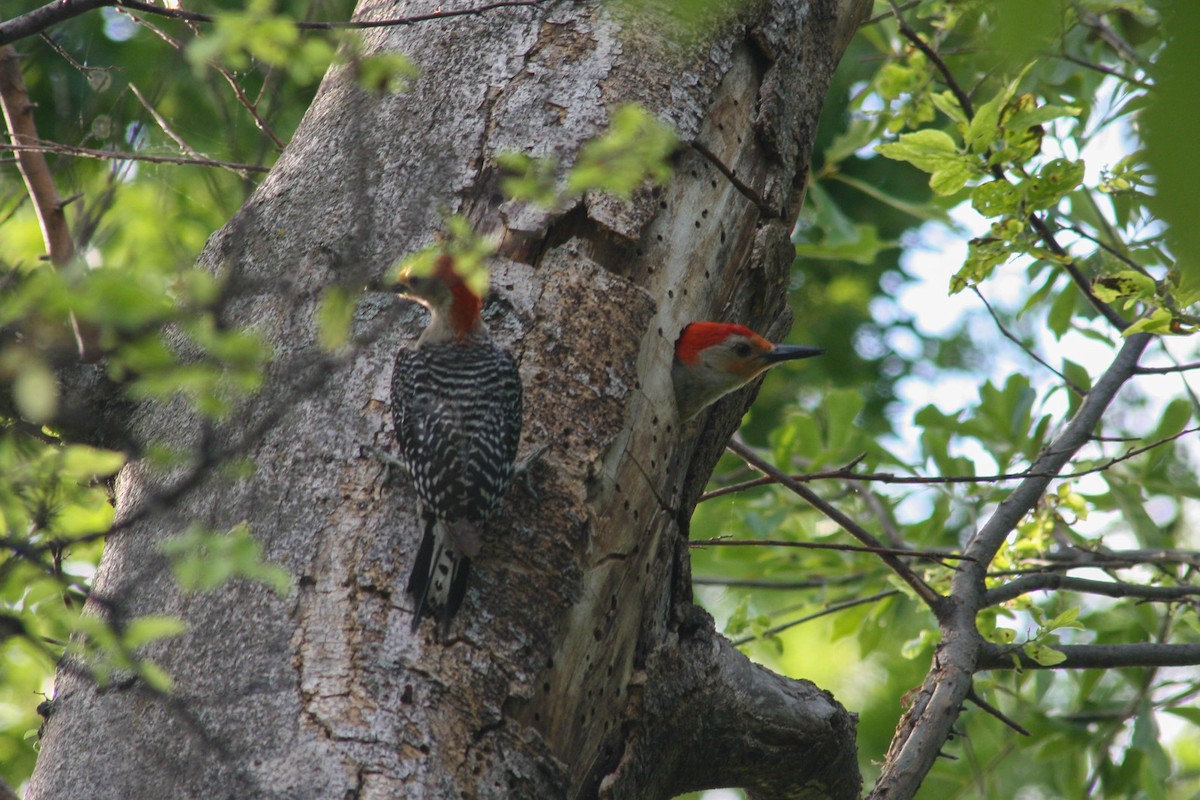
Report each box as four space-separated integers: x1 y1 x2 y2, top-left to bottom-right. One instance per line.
672 322 823 421
391 255 523 635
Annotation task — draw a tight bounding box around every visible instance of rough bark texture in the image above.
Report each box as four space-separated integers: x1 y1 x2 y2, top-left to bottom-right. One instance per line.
30 1 869 798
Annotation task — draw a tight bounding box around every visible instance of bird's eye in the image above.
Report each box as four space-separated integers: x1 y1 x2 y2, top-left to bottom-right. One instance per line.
732 342 753 358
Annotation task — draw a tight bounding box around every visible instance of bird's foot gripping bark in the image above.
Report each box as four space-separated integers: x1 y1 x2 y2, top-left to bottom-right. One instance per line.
513 442 550 499
361 444 407 484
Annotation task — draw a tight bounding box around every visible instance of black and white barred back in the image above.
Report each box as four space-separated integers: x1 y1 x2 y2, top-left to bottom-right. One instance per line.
392 339 523 634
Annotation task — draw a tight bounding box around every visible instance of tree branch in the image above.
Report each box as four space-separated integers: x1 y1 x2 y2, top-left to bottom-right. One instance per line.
599 607 860 800
868 332 1152 799
977 642 1200 671
984 573 1200 606
0 45 99 359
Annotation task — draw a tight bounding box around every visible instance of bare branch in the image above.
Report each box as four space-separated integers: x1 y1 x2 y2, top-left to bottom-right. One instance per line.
0 0 544 46
977 642 1200 671
690 536 972 566
0 141 270 172
0 45 100 359
984 573 1200 606
730 590 899 647
1136 360 1200 375
972 287 1085 394
700 426 1200 501
726 439 944 608
128 82 254 178
965 687 1030 737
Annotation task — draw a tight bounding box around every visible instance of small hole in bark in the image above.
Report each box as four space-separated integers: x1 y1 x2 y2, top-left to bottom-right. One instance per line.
666 424 673 433
607 664 614 676
623 500 630 510
647 265 655 274
717 123 724 131
737 135 743 144
593 627 602 642
402 685 414 704
702 209 708 218
543 682 551 693
694 220 701 229
533 712 541 722
657 327 663 336
615 482 622 493
299 574 315 588
659 200 667 209
711 179 718 188
635 380 641 389
636 248 643 256
681 288 688 297
652 186 661 198
668 290 674 299
689 169 697 178
420 744 430 754
610 595 617 611
733 98 740 106
547 656 554 669
633 509 640 520
644 562 651 574
704 270 710 279
656 234 663 242
720 231 726 244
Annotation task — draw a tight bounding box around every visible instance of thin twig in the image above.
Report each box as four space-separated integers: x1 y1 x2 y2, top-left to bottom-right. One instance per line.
965 686 1031 736
726 439 943 607
730 590 899 646
0 140 270 172
700 426 1200 501
690 536 972 565
972 287 1084 394
0 0 545 46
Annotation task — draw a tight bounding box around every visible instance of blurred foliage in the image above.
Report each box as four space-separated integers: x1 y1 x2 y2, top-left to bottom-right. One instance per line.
1 0 359 789
693 1 1200 798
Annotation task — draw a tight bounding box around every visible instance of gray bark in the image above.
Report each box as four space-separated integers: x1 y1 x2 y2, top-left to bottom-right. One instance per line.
29 1 869 798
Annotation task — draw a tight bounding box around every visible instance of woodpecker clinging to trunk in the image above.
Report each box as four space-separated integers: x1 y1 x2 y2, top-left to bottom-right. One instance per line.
391 255 523 635
672 322 823 421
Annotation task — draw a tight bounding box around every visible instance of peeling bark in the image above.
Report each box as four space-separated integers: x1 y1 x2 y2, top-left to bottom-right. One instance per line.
29 1 870 798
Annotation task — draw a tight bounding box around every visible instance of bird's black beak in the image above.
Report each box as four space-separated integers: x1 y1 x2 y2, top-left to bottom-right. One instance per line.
761 344 824 364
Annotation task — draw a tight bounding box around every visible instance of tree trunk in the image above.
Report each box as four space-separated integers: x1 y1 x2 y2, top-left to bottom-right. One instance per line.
29 1 868 798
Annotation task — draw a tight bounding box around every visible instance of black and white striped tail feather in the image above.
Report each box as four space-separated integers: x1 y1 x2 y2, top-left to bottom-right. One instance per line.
406 514 471 636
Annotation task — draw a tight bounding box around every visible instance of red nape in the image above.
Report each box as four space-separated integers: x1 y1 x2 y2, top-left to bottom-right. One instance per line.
674 322 758 364
435 254 483 336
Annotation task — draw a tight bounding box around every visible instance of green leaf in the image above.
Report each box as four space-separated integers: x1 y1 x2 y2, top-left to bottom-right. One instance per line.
123 616 188 649
565 105 676 199
971 180 1021 217
59 445 127 480
316 286 357 351
1023 643 1067 666
875 129 959 173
